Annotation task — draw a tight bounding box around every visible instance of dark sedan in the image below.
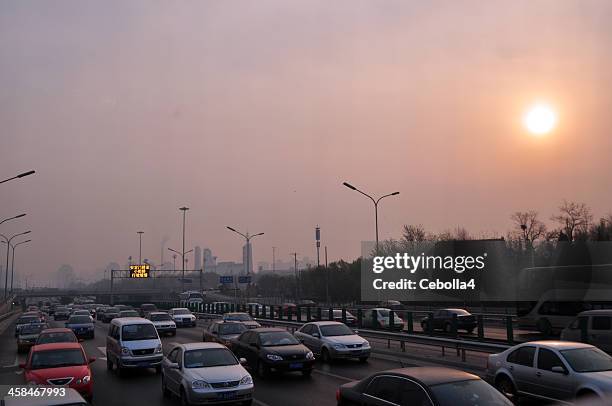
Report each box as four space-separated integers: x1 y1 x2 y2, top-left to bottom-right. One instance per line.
202 320 247 347
101 307 120 323
231 328 315 378
336 367 512 406
54 307 71 321
65 315 95 339
421 309 477 334
17 323 47 353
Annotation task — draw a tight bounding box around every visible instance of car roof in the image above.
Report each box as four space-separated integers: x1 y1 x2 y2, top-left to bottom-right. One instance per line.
251 327 286 333
40 328 74 334
31 342 83 352
578 309 612 316
179 342 226 351
111 317 153 325
149 311 169 315
170 307 190 311
308 321 346 326
525 340 594 350
375 367 479 386
224 312 248 316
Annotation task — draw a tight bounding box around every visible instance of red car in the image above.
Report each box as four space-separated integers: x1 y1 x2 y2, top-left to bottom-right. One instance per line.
20 342 96 401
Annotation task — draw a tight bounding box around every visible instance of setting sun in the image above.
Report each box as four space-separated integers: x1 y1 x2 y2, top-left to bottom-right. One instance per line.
524 103 557 135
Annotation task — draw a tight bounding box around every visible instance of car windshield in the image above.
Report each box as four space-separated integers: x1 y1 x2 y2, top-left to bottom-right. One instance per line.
18 316 39 324
30 349 86 370
68 316 91 324
122 324 158 341
120 311 139 317
184 348 238 368
173 309 190 315
219 323 247 335
150 313 172 321
561 347 612 372
21 324 45 334
259 331 300 346
37 332 78 344
320 324 354 337
225 313 252 321
430 379 513 406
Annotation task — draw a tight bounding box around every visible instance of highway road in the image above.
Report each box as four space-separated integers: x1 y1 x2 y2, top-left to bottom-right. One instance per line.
0 314 548 406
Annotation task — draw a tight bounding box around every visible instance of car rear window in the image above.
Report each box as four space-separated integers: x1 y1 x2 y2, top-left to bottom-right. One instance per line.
37 332 78 344
68 316 91 324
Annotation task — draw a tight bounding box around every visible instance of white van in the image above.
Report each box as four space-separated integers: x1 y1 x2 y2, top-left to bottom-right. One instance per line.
561 309 612 353
106 317 163 374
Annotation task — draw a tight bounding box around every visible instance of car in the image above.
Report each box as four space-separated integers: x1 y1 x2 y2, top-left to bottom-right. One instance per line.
17 323 48 353
95 305 109 320
486 340 612 403
139 303 158 317
119 309 140 318
295 321 370 363
337 366 512 406
147 312 177 336
54 307 71 321
421 309 477 334
231 327 315 378
168 308 197 327
36 328 78 345
203 321 248 347
106 317 163 374
15 314 43 337
2 388 88 406
222 313 261 329
20 342 96 401
362 308 405 331
101 307 120 323
71 310 92 318
65 315 95 339
161 342 254 405
561 310 612 353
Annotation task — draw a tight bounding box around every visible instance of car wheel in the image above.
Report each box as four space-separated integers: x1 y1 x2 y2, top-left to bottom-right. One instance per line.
321 348 332 363
577 390 599 401
161 375 171 398
495 375 516 400
171 331 176 336
421 321 429 332
155 365 162 374
302 369 312 377
257 361 269 378
106 356 113 371
180 387 191 406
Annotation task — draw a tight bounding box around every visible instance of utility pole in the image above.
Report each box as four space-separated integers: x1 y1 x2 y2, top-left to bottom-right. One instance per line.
179 206 189 292
137 231 144 265
315 226 321 268
272 247 276 273
325 245 329 305
291 252 299 301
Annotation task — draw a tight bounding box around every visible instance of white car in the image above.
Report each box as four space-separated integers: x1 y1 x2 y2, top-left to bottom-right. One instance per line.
168 308 196 327
487 340 612 403
561 310 612 353
147 312 177 336
294 321 370 362
161 342 254 405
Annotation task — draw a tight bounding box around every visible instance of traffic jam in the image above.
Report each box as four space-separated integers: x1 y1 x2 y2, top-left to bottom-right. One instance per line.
6 298 612 406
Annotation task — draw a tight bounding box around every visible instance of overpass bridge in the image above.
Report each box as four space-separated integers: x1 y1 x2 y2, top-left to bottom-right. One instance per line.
13 288 178 304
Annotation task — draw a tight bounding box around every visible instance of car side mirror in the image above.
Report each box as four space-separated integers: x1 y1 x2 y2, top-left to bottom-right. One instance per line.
88 357 96 364
312 333 320 338
239 358 247 365
551 366 567 374
169 362 180 369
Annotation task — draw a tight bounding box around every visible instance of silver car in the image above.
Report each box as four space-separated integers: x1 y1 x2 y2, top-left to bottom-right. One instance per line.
294 321 370 363
161 342 254 405
487 340 612 403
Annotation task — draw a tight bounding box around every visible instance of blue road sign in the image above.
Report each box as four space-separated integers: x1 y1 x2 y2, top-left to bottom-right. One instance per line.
238 276 251 284
220 276 234 284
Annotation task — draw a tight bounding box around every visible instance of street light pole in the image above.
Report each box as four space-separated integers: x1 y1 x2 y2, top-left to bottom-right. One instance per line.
226 227 264 276
342 182 400 254
168 247 193 291
1 230 31 298
10 239 31 294
179 207 189 292
0 170 35 185
137 231 144 265
0 213 26 226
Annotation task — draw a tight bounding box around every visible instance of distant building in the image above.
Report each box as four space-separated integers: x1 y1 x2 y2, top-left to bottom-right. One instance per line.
194 246 202 270
203 248 216 269
215 261 244 276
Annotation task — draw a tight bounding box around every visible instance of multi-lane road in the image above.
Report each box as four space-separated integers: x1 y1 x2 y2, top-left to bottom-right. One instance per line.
0 313 548 406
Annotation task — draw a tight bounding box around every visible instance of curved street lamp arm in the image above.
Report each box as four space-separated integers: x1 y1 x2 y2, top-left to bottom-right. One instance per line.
375 191 400 205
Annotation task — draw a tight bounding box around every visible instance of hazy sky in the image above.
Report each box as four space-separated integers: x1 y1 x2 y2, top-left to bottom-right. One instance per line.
2 1 612 284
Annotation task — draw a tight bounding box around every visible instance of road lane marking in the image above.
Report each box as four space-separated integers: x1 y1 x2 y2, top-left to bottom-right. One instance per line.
312 368 352 382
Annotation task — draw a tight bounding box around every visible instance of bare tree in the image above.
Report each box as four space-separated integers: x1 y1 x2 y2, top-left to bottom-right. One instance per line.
510 210 547 245
401 224 427 242
551 200 593 241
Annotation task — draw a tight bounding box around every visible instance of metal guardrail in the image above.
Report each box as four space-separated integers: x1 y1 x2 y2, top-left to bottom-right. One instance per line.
191 309 510 363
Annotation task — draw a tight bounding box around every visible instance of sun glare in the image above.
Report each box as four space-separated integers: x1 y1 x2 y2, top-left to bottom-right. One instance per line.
524 103 557 135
